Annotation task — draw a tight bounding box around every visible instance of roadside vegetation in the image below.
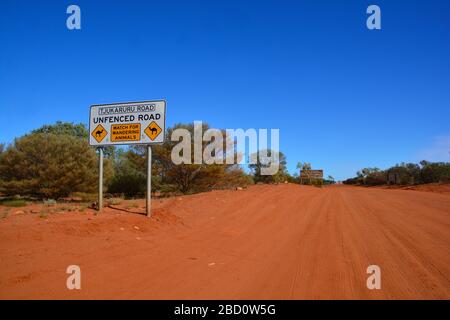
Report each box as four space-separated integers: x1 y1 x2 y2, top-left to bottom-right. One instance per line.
0 122 113 199
0 122 273 201
343 161 450 186
109 123 253 196
4 121 444 204
0 199 27 207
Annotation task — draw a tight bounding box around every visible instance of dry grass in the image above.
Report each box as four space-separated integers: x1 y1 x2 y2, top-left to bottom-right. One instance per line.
125 201 139 209
107 198 124 206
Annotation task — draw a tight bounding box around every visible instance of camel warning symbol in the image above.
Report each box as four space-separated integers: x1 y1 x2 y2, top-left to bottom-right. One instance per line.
92 124 107 143
144 121 162 141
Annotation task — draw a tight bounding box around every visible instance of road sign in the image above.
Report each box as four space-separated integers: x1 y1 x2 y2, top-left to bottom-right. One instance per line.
111 123 141 142
300 169 323 185
144 121 162 141
300 170 323 179
91 124 107 143
89 100 166 217
89 100 166 146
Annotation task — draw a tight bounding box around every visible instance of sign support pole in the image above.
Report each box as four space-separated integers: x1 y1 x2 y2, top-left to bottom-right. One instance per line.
98 147 104 212
146 145 152 217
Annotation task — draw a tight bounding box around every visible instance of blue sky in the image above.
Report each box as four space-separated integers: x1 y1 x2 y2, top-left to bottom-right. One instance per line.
1 0 449 180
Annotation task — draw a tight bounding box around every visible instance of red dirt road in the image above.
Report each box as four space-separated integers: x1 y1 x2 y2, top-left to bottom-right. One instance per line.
0 184 449 299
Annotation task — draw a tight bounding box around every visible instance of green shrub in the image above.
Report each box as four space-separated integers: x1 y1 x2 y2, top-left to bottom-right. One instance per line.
159 184 179 193
107 173 146 198
345 161 450 185
0 126 113 199
1 199 27 207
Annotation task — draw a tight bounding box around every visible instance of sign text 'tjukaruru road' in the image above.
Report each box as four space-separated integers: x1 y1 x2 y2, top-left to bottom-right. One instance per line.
89 100 166 146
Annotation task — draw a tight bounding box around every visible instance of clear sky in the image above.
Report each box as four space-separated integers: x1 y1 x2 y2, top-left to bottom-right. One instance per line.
1 0 449 180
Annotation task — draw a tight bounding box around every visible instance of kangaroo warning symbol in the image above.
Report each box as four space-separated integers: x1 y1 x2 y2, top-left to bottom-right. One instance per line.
89 100 166 146
144 121 162 141
92 124 107 143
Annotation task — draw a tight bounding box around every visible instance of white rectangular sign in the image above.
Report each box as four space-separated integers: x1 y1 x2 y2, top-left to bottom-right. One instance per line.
89 100 166 146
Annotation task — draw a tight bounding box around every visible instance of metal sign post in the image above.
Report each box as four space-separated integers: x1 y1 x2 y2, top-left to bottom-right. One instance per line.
146 145 152 217
98 147 104 212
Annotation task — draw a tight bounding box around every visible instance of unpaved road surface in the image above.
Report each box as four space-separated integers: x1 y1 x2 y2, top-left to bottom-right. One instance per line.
0 184 449 299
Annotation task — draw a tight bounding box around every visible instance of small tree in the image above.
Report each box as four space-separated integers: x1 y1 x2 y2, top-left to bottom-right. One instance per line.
32 121 115 158
296 162 311 171
32 121 89 139
249 150 287 183
420 161 450 183
0 132 112 198
110 122 251 195
107 149 146 197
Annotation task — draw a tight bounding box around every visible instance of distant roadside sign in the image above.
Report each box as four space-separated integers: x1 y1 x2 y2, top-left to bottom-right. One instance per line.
300 170 323 179
89 100 166 146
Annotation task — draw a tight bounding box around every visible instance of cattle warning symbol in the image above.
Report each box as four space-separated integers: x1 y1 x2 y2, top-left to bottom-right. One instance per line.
144 121 162 141
92 124 107 143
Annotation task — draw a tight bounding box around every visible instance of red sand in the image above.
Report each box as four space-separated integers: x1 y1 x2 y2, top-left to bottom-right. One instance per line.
0 184 449 299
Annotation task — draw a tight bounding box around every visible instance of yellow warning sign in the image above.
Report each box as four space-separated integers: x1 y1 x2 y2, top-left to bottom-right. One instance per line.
91 124 107 143
144 121 162 141
111 123 141 142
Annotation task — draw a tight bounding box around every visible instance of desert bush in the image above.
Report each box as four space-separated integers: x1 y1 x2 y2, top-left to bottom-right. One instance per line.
32 121 89 139
364 172 386 185
0 127 113 199
106 147 148 197
343 177 361 185
150 123 240 193
32 121 116 158
158 184 179 193
108 172 146 197
345 161 450 185
1 199 27 207
249 150 288 184
108 123 254 195
419 161 450 183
